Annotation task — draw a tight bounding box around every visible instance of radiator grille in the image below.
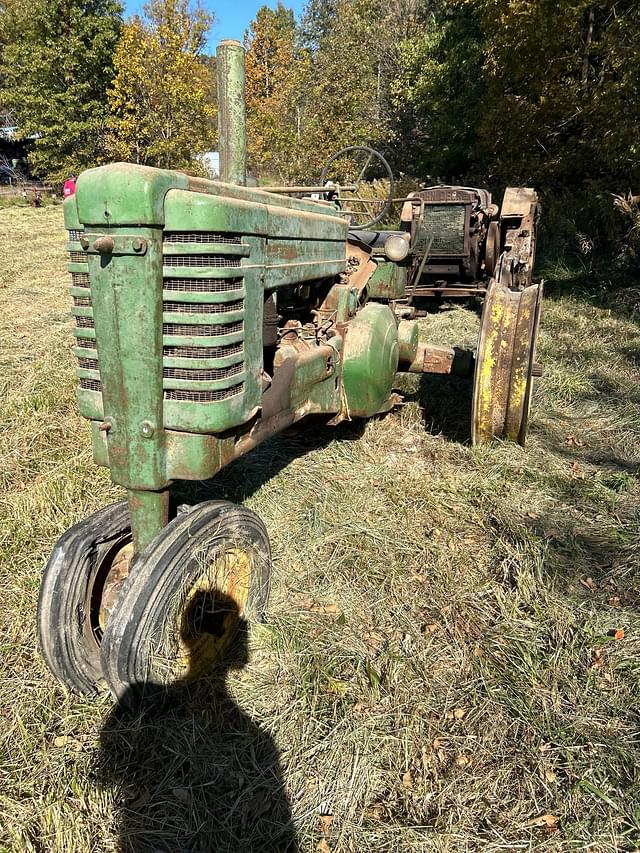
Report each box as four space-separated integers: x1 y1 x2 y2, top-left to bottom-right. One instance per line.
67 222 252 413
163 255 241 268
69 224 96 392
72 272 90 288
163 363 243 381
164 383 244 402
164 232 242 245
163 321 243 337
79 378 102 392
424 205 467 255
163 278 243 293
163 342 244 359
78 357 99 370
162 229 248 410
163 300 244 315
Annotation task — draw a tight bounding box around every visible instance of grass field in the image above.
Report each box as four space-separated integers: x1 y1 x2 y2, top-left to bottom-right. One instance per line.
1 205 639 853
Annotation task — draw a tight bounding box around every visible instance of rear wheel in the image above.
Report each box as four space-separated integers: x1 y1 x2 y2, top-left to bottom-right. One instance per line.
37 502 132 694
100 501 271 701
471 279 543 446
484 221 500 277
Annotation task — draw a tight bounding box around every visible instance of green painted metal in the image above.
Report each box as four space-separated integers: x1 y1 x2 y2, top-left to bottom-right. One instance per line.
75 163 189 226
127 489 170 554
86 224 166 492
216 40 246 185
65 161 350 552
59 37 438 559
366 260 407 300
397 320 419 364
341 303 399 417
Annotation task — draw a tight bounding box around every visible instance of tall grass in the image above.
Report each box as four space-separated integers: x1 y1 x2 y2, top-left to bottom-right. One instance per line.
0 207 639 851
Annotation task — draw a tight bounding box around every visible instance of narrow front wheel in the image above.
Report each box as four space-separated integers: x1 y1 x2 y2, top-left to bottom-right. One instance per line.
100 501 271 701
37 502 132 694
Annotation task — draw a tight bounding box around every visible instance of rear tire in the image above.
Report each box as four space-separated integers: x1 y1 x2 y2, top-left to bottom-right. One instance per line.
37 502 131 695
100 501 271 701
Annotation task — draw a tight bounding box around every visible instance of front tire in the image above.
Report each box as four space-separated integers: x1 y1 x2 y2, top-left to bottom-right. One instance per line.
37 502 131 695
100 501 271 701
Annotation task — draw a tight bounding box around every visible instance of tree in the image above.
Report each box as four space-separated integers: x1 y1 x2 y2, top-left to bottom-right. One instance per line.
299 0 423 177
0 0 122 180
391 1 486 180
107 0 216 170
299 0 338 50
244 3 311 181
470 0 640 247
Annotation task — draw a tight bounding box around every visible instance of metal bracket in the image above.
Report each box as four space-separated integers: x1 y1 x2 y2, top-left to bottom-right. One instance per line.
80 234 148 256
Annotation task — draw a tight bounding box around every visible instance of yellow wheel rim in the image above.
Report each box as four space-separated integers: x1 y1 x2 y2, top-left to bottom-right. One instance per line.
173 547 253 679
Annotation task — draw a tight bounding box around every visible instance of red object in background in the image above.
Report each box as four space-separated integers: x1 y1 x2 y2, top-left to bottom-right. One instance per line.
63 178 76 198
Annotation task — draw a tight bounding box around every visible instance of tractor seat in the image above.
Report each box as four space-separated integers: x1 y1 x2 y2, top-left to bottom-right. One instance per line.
348 229 406 251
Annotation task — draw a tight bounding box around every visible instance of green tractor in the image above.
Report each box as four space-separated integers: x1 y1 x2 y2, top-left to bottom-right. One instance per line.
38 40 543 701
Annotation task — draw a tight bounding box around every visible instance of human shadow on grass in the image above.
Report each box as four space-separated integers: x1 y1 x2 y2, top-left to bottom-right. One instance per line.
96 602 297 853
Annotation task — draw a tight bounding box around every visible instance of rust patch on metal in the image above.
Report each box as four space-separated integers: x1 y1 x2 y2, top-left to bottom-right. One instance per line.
98 541 134 633
471 279 544 446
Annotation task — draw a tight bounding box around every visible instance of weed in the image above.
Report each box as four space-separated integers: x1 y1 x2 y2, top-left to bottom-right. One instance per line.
0 208 639 852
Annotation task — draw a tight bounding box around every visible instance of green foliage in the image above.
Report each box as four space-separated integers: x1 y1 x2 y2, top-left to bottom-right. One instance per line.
107 0 216 171
391 3 486 180
244 3 311 181
0 0 122 181
474 0 640 192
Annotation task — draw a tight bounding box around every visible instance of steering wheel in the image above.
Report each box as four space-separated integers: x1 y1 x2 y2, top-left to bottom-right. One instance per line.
320 145 395 229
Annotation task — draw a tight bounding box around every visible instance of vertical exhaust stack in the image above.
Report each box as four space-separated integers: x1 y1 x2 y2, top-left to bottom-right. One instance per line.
216 39 247 186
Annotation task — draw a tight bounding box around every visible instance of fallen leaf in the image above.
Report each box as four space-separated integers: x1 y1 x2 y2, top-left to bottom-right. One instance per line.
319 814 333 834
526 813 559 829
608 595 621 607
544 769 557 783
53 735 82 751
326 677 348 696
566 434 585 447
317 839 332 852
570 461 582 478
301 598 343 618
591 647 604 669
171 787 190 803
128 787 151 808
401 770 413 789
421 623 439 635
580 576 597 591
455 754 470 768
453 707 465 720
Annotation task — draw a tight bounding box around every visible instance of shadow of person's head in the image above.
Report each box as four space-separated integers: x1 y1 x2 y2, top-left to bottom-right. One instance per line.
96 592 297 852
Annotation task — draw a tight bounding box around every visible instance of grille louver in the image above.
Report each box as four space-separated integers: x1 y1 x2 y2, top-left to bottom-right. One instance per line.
67 228 99 395
161 231 247 405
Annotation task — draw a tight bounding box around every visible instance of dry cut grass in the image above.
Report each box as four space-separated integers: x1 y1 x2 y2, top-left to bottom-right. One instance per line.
0 207 639 852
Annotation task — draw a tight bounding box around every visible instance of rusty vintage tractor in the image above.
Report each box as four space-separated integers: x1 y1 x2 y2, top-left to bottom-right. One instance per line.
38 40 544 701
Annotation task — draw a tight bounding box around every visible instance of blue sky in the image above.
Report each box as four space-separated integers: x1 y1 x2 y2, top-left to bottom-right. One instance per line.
124 0 307 49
